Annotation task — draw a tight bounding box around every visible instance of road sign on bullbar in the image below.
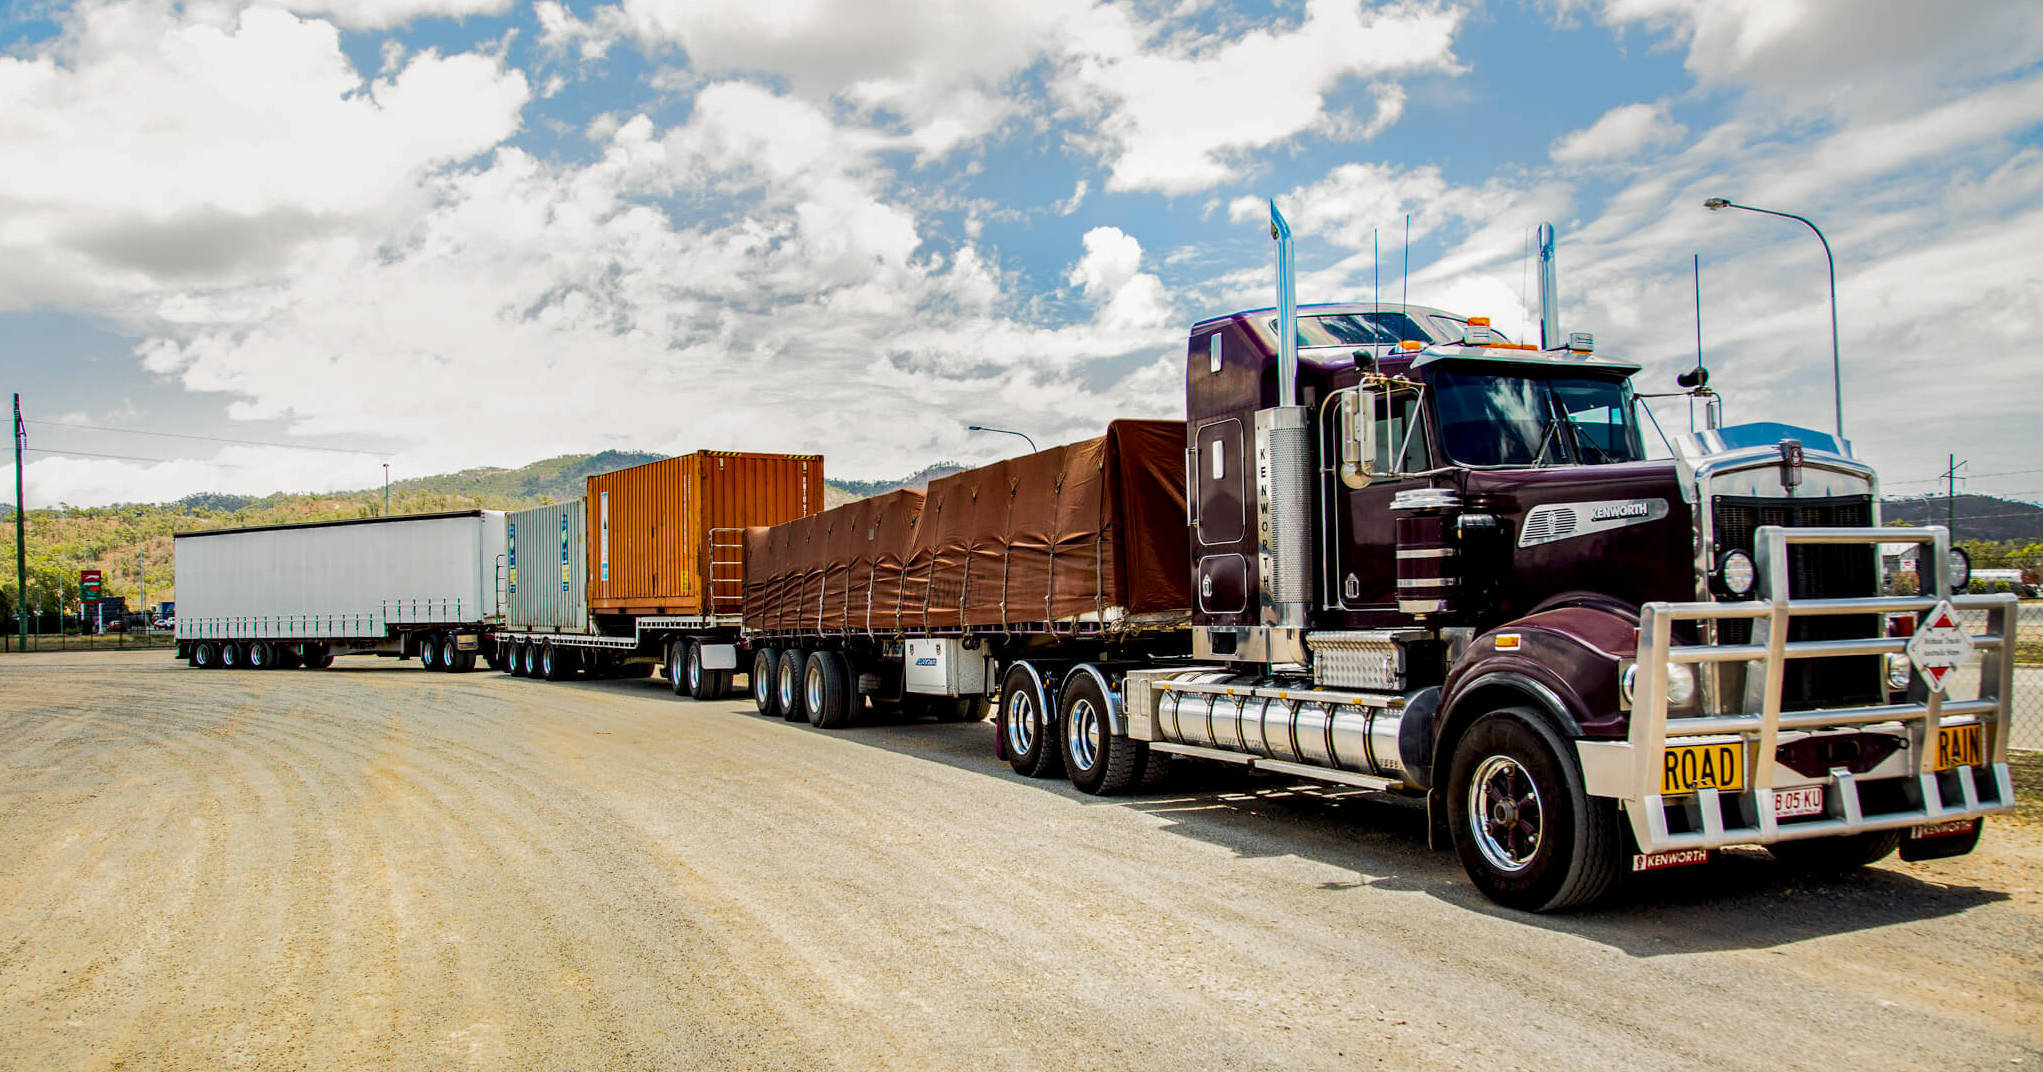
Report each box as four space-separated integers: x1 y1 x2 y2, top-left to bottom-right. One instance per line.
1906 599 1973 693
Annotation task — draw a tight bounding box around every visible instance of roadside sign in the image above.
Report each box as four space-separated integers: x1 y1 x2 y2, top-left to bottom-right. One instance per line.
80 569 102 599
1905 599 1973 693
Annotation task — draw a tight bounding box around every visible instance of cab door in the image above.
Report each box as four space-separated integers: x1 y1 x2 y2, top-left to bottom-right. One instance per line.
1194 416 1249 617
1329 390 1431 612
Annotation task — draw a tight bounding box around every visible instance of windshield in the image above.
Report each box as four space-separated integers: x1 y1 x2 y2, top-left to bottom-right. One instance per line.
1270 312 1435 348
1431 369 1644 467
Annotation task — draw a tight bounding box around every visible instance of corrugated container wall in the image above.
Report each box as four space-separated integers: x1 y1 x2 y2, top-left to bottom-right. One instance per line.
505 500 588 632
588 451 823 616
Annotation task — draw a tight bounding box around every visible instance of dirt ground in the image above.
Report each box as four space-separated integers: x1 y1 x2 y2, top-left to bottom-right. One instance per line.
2 650 2039 1070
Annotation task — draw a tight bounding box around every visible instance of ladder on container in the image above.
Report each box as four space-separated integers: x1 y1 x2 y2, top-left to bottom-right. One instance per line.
707 528 748 614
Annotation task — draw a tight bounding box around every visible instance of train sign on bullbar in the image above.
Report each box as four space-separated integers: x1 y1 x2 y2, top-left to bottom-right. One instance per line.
1906 600 1973 693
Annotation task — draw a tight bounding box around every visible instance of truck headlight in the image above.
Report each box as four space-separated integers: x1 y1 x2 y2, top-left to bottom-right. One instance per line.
1717 550 1756 597
1623 661 1698 710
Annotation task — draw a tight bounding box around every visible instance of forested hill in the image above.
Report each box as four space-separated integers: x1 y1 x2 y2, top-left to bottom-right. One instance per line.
1883 494 2043 543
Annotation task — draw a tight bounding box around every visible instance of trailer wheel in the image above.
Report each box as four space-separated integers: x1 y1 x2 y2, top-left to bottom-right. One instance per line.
449 649 476 673
247 641 276 670
220 642 245 670
276 645 304 670
1767 830 1903 874
1060 670 1145 795
418 635 441 671
778 648 806 722
540 643 568 681
507 639 527 677
804 650 855 729
999 663 1063 778
303 644 334 669
191 641 218 669
686 642 719 700
753 648 783 717
667 640 688 696
484 642 506 673
707 668 733 700
1446 707 1622 913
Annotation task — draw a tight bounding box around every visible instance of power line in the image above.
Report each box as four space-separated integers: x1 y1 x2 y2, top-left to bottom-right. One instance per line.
24 446 251 469
22 418 394 457
1883 466 2043 486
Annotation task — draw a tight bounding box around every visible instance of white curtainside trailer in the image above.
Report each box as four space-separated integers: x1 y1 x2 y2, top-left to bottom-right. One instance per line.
173 510 507 672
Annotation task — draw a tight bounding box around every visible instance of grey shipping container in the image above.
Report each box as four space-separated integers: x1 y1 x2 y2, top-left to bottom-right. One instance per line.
505 500 589 633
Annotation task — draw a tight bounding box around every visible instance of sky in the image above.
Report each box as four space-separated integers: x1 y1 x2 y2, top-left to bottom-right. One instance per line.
2 0 2040 512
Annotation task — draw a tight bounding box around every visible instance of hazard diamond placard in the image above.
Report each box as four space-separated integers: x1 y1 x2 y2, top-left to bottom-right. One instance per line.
1906 599 1974 693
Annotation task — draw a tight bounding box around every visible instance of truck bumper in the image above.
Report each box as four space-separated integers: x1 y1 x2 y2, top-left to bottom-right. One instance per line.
1583 525 2019 855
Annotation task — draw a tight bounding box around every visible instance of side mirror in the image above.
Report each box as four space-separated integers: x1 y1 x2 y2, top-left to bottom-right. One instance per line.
1337 387 1379 489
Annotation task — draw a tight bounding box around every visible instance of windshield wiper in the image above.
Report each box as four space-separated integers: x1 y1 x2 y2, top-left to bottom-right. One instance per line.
1558 409 1617 464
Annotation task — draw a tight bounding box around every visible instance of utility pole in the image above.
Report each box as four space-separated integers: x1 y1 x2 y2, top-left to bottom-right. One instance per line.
383 463 391 517
13 393 26 651
1941 453 1967 541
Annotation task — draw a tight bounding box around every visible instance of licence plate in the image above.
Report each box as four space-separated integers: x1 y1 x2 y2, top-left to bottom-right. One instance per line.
1774 786 1824 818
1934 724 1982 770
1660 741 1745 795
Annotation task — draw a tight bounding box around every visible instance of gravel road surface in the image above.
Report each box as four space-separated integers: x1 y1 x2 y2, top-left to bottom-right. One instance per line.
3 651 2039 1070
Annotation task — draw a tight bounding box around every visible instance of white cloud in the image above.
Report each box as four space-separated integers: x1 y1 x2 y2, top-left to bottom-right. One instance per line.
1056 0 1463 194
1549 101 1685 164
280 0 513 30
0 0 528 310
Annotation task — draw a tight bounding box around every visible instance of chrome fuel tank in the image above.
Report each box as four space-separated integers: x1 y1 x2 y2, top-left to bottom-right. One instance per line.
1154 672 1407 780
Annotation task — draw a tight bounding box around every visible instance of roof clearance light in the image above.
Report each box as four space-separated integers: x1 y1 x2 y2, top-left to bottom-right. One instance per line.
1568 332 1594 353
1466 316 1494 346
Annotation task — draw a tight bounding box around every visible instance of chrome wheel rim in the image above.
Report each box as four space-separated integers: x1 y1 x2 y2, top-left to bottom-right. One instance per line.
542 647 555 677
778 658 798 712
1468 754 1544 873
754 655 772 704
687 646 703 692
806 661 824 714
1005 689 1036 756
1066 698 1100 772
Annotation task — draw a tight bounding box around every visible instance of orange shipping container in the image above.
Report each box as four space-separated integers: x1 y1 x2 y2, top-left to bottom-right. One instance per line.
587 451 823 617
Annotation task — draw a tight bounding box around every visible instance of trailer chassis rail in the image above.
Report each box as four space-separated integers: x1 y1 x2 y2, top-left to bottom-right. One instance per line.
1575 525 2017 854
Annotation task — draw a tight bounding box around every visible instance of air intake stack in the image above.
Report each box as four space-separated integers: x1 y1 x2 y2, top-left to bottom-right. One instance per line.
1259 204 1312 663
1538 222 1562 351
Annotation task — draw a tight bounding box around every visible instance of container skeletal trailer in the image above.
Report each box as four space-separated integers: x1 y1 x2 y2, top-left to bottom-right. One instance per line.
492 450 824 687
172 510 507 671
713 212 2018 911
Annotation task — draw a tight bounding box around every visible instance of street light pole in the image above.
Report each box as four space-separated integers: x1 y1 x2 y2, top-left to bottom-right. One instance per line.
966 424 1038 454
1703 197 1844 443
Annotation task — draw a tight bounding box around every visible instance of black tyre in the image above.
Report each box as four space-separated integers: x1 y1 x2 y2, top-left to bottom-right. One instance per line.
192 641 218 669
448 649 476 673
753 648 783 717
999 662 1063 778
540 643 570 681
1768 830 1903 874
220 642 245 670
804 650 855 729
519 640 539 678
508 640 528 677
778 648 806 722
248 641 276 670
303 643 334 669
706 669 733 700
484 642 507 673
1060 669 1144 795
276 645 304 670
686 641 721 700
418 635 441 671
1446 707 1623 912
678 641 702 698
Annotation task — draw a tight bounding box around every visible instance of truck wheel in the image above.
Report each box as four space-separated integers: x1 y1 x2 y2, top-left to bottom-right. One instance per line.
1060 670 1144 795
520 640 540 678
778 648 806 722
678 645 702 694
804 650 854 729
220 642 245 670
418 635 441 671
247 641 275 670
753 648 783 717
686 642 719 700
540 643 566 681
303 644 334 669
508 640 527 677
1767 830 1902 874
1446 707 1622 912
484 642 506 673
449 649 476 673
708 668 733 700
191 641 218 669
276 645 304 669
999 663 1063 778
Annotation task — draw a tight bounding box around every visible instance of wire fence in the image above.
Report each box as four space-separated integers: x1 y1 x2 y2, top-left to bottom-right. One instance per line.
1955 603 2042 751
1 629 178 654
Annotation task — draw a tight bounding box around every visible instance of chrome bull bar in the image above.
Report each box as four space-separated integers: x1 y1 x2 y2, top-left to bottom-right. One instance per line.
1575 525 2018 853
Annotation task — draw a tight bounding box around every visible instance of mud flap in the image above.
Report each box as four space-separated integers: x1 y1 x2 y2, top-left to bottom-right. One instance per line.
1899 817 1982 862
1425 789 1450 851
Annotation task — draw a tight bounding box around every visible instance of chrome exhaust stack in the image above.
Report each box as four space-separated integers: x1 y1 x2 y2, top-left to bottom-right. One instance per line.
1259 203 1311 662
1538 221 1562 351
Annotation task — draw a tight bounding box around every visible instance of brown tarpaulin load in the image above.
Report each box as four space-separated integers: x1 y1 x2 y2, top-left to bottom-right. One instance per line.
743 419 1188 634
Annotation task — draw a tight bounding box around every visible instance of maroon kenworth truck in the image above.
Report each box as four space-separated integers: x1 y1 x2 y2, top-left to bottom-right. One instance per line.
728 210 2019 911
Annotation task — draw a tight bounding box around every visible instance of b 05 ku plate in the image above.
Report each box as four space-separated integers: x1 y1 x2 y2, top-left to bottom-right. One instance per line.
1661 741 1745 795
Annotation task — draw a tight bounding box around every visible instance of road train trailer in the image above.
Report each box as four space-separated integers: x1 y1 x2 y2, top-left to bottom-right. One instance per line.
720 210 2018 911
172 509 507 671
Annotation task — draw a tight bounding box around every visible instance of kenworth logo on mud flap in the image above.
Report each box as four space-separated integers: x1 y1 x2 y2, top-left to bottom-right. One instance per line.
1517 497 1670 547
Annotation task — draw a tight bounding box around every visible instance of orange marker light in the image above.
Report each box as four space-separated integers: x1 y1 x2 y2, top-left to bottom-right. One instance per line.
1495 633 1521 650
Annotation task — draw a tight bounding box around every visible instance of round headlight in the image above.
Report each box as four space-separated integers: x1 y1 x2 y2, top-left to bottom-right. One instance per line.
1948 546 1971 593
1885 652 1912 690
1718 549 1756 597
1621 661 1699 710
